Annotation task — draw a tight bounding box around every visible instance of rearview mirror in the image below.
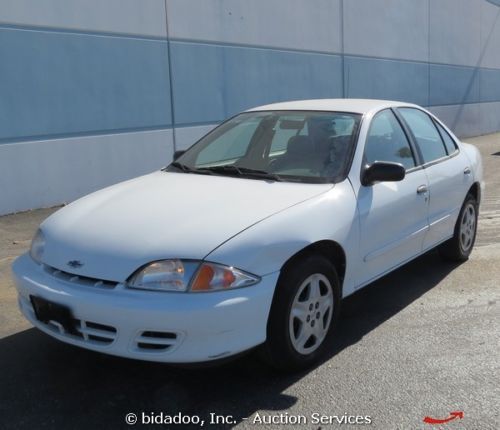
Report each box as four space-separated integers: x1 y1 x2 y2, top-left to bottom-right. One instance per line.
361 162 406 186
173 150 185 160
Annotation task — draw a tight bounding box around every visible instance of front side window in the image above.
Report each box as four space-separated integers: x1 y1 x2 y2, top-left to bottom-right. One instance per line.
398 108 447 163
171 111 362 183
364 109 415 170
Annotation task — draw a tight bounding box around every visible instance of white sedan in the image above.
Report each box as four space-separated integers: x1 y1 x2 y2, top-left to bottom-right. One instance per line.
13 99 483 371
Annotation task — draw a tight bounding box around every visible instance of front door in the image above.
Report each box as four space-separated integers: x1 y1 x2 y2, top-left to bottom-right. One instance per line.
356 109 429 287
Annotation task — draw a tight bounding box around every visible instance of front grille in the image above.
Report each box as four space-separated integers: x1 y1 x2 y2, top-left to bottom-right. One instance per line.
72 320 117 344
134 330 180 352
43 265 118 289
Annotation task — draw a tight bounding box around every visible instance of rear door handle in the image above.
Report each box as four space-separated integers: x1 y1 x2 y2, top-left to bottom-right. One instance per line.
417 185 428 194
464 167 471 175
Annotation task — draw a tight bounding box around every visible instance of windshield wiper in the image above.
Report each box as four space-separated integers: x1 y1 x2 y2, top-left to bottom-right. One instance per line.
199 165 282 181
169 162 282 181
168 161 214 175
169 161 192 172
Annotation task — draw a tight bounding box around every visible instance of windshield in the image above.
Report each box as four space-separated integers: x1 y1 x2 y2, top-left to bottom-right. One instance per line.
169 110 362 183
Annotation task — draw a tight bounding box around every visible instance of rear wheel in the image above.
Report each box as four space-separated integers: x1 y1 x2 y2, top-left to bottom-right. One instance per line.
262 255 341 372
439 193 478 261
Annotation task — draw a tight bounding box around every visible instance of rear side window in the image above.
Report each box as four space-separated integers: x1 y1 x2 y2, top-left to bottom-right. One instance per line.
364 109 416 170
435 121 458 155
398 108 447 163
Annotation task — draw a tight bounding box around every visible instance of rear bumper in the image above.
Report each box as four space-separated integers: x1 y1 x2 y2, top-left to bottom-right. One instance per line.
12 254 278 363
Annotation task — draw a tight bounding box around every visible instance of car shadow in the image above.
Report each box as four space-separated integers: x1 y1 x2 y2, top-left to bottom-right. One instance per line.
0 250 461 430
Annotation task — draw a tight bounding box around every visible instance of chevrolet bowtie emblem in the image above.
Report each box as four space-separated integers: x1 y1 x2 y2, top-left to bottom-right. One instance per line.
67 260 84 269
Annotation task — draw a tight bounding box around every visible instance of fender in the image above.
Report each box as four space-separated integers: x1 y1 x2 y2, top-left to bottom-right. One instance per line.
205 180 360 297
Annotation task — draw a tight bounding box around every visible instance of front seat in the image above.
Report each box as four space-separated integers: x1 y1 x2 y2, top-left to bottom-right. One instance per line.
271 135 314 172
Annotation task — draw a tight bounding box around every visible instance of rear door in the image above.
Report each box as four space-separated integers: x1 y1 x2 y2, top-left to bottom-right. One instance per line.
397 108 473 250
356 109 430 286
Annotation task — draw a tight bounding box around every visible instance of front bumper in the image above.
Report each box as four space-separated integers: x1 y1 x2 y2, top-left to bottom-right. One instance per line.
12 254 279 363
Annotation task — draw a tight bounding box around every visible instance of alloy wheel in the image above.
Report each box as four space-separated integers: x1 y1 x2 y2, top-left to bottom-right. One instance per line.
289 273 334 355
459 203 476 253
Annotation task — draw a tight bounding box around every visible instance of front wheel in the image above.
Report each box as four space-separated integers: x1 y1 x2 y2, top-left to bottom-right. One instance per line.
262 255 341 372
439 193 478 261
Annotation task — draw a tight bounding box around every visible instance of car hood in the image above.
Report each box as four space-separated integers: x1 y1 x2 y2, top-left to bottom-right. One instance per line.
40 171 333 282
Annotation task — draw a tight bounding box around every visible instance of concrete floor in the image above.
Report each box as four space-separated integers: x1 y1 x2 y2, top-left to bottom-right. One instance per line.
0 134 499 430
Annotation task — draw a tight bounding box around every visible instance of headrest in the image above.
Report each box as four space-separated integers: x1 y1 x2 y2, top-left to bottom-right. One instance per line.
287 136 312 156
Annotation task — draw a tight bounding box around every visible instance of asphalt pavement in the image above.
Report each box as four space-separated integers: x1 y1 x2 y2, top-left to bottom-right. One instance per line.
0 134 499 430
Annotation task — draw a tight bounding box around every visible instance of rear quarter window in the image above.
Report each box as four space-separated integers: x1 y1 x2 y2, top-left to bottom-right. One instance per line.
434 121 458 155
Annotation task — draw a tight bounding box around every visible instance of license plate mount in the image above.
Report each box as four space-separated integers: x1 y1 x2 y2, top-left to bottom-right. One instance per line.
30 296 77 335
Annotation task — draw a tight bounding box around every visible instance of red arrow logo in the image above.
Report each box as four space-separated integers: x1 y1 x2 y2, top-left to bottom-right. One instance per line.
423 411 464 424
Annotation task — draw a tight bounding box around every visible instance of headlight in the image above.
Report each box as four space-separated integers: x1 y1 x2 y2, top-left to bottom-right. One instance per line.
127 260 260 293
127 260 199 292
30 229 45 264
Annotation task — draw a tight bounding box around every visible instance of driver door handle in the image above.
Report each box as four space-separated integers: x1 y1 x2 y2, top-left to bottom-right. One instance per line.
417 185 428 194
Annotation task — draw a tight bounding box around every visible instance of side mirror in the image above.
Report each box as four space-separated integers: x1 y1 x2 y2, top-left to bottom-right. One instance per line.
361 161 406 186
173 150 186 160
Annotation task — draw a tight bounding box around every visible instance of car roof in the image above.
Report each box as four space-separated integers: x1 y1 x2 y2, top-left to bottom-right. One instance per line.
247 98 420 115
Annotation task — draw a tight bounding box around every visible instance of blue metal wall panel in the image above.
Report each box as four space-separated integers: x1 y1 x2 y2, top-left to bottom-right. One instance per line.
1 27 500 141
429 64 480 106
170 41 343 125
344 56 429 106
0 27 172 142
480 68 500 102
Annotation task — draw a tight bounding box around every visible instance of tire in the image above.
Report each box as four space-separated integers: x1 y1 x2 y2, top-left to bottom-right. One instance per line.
261 254 341 372
439 193 478 262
